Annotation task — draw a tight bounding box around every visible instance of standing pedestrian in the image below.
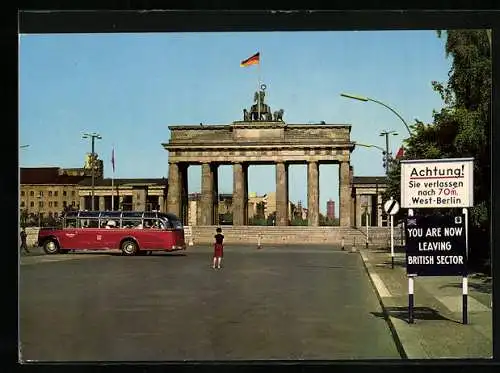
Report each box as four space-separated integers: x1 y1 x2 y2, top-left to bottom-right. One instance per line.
20 227 29 254
212 227 224 269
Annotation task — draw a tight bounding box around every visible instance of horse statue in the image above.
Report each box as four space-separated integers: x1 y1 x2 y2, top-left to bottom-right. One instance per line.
273 109 284 121
243 108 250 121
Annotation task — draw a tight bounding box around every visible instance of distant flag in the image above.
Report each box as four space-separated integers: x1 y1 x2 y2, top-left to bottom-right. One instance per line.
396 146 405 159
240 52 260 67
111 147 115 173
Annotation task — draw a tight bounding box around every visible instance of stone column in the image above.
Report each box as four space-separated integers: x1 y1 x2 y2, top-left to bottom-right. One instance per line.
377 193 383 227
276 162 289 226
180 164 189 225
167 162 181 217
243 164 248 225
213 164 219 225
99 196 105 211
233 163 245 226
79 196 85 211
356 194 363 227
351 194 356 227
200 163 214 225
339 161 352 227
158 195 165 213
307 161 319 226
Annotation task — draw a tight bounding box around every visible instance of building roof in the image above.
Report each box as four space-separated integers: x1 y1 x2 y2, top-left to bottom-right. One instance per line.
20 167 88 185
77 178 168 187
353 176 388 185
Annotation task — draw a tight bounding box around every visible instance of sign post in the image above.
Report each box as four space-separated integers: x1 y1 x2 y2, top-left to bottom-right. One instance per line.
384 198 400 269
401 158 473 325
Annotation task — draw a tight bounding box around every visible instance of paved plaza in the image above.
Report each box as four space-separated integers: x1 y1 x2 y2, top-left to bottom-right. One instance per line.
19 244 400 361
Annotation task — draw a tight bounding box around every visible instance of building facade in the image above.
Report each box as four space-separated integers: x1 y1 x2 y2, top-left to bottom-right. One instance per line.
20 167 90 221
77 178 168 212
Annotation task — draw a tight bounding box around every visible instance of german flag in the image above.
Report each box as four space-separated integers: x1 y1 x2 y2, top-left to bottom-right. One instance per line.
240 52 260 67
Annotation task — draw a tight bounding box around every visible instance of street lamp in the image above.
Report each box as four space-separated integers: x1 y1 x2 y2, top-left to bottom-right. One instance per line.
355 142 385 153
340 93 412 136
380 130 398 175
82 132 102 211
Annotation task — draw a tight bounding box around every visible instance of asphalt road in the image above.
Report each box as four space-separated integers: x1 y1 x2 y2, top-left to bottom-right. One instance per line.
19 244 401 361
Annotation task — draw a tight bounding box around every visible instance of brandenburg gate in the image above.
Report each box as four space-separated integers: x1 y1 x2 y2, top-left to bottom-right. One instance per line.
163 88 355 227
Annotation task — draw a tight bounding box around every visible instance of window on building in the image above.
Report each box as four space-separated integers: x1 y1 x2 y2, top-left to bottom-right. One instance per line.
39 201 43 207
72 191 76 197
49 191 53 197
30 201 34 207
54 191 58 197
48 212 53 218
72 201 76 206
30 191 34 196
49 201 53 207
63 191 67 197
39 191 44 197
21 201 25 207
63 201 67 207
54 201 58 207
21 191 25 196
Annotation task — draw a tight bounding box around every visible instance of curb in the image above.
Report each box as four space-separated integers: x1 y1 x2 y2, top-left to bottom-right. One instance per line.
358 250 408 359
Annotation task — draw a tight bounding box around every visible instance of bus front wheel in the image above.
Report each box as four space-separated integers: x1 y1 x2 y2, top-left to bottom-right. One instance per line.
43 239 60 255
121 240 138 256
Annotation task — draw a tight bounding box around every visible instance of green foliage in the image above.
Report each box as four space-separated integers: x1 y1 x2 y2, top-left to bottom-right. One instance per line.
385 29 491 263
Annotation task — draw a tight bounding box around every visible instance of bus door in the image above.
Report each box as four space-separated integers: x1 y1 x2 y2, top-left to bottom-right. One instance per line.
58 216 81 248
78 218 103 249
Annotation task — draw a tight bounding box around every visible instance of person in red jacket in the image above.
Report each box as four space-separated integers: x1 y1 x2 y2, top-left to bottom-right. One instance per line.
213 227 224 269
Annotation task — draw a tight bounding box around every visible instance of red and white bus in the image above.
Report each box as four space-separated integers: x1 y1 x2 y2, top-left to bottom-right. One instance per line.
37 210 186 256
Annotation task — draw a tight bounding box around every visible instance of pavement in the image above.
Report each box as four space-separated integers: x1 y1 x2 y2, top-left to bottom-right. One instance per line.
358 246 492 359
19 244 401 361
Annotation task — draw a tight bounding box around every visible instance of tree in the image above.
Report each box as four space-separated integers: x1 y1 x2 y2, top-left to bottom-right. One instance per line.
384 29 491 269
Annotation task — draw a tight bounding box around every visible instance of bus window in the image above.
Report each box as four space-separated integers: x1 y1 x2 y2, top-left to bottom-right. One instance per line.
122 219 142 229
85 219 99 228
65 218 77 228
144 218 157 229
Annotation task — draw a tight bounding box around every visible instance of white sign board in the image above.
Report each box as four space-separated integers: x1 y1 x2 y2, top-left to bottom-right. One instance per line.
401 158 474 208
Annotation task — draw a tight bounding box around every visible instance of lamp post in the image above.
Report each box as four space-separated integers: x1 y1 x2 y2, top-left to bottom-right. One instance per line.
380 130 398 175
82 132 102 211
340 93 411 136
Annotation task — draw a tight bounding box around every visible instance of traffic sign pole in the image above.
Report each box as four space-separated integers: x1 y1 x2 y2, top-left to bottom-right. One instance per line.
391 214 394 269
384 197 399 269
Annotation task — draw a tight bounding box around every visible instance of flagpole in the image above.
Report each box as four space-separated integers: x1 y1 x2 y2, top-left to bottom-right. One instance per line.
258 53 261 120
111 146 115 211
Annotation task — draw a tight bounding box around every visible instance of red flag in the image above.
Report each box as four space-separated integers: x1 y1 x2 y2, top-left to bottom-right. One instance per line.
396 146 404 159
111 148 115 172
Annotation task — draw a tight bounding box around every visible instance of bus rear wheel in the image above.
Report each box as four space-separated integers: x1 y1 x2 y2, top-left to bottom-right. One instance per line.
121 240 138 256
43 239 60 255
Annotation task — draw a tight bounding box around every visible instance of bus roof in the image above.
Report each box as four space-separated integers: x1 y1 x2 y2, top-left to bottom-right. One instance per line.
63 211 181 220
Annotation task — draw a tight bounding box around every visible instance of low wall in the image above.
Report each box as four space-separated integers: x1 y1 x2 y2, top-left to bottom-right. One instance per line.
188 226 403 247
25 227 40 247
22 226 403 249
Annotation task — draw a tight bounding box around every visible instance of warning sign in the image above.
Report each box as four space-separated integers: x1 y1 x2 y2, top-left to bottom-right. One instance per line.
405 214 467 276
400 158 474 208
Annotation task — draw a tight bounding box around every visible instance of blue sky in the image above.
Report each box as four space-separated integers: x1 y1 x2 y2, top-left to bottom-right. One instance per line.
19 31 451 215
